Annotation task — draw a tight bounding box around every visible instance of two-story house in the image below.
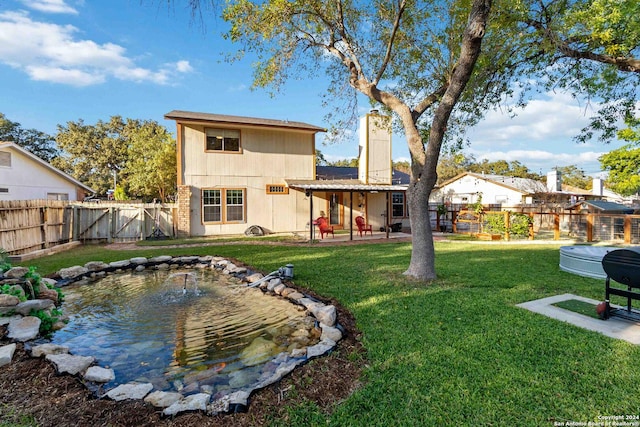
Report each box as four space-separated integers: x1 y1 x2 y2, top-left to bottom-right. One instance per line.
165 110 409 239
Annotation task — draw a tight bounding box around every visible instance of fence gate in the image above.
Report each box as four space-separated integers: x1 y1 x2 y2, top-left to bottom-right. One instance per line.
75 203 175 243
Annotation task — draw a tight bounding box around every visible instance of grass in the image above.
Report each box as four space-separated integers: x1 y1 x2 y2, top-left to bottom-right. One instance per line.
553 299 601 319
18 241 640 426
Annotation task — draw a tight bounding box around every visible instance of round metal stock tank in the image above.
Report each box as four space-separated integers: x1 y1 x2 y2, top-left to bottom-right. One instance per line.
559 246 622 279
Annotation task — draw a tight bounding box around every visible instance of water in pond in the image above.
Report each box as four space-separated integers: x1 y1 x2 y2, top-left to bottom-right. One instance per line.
50 269 318 393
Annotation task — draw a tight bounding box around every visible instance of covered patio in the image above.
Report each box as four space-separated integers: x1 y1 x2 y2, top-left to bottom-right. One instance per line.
286 179 410 242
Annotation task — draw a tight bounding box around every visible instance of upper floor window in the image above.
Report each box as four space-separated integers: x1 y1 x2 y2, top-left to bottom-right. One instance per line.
0 152 11 167
205 128 241 152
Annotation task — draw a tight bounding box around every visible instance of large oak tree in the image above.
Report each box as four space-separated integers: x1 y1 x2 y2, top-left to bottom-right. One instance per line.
175 0 639 281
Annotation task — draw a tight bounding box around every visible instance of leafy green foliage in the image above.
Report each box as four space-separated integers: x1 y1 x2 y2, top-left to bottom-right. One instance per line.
0 113 59 162
509 212 533 237
0 249 11 273
599 145 640 196
484 212 532 237
54 117 176 201
29 308 63 336
0 284 26 302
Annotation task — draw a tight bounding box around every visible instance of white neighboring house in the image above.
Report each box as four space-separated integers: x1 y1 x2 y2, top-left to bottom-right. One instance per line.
430 172 549 205
0 141 94 201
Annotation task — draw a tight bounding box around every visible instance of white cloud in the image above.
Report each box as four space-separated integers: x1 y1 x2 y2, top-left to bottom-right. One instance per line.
0 11 193 87
19 0 78 14
175 60 193 73
227 83 248 92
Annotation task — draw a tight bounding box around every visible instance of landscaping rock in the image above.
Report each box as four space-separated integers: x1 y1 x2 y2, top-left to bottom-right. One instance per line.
0 314 20 326
46 354 95 375
239 337 278 367
109 260 130 269
144 391 183 408
0 293 20 307
31 343 69 357
130 257 148 265
58 265 89 279
312 305 337 327
84 261 109 271
267 278 281 291
84 366 115 383
40 277 57 287
14 299 54 316
287 291 304 300
4 267 29 279
149 255 173 263
0 343 16 367
7 316 41 341
320 324 343 342
37 288 59 303
163 393 211 416
106 382 153 401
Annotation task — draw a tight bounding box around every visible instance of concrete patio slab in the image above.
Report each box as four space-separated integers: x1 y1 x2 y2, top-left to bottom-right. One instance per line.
517 293 640 345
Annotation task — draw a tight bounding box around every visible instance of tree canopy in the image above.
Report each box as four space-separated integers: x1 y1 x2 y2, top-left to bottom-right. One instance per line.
0 113 59 162
599 113 640 196
54 117 176 201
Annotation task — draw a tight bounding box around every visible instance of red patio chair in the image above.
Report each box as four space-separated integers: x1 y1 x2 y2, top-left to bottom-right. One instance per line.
315 217 334 239
355 216 373 237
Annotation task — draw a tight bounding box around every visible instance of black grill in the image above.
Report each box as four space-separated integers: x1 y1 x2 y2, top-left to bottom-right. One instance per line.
602 248 640 321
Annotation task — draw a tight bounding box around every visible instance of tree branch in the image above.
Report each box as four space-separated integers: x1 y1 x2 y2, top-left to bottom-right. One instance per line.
374 0 407 85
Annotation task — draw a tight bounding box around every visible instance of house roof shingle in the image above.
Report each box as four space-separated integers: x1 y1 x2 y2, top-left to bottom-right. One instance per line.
164 110 326 133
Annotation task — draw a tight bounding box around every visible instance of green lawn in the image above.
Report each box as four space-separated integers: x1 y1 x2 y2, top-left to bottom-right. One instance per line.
21 241 640 426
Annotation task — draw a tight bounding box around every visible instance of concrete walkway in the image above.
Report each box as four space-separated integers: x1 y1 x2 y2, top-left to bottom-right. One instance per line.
517 293 640 345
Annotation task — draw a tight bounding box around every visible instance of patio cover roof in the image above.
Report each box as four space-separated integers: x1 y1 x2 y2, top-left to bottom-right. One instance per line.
286 179 408 192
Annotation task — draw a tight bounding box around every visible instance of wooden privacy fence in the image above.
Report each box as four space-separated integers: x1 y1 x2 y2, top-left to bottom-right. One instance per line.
0 200 176 255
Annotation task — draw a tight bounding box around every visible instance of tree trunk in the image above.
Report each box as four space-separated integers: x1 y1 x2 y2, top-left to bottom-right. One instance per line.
404 177 436 280
403 0 492 281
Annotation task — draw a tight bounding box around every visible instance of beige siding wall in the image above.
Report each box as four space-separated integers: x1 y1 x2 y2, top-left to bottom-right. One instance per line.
181 124 316 236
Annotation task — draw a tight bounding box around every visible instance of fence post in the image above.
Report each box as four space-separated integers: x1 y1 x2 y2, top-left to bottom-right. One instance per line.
40 206 48 249
140 205 145 240
624 215 631 244
586 214 593 242
554 214 560 240
452 210 457 233
108 207 114 244
504 211 510 241
529 213 535 240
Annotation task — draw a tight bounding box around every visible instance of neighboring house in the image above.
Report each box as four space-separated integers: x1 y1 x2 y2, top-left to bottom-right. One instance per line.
164 110 409 238
431 172 549 206
431 170 621 208
0 141 94 201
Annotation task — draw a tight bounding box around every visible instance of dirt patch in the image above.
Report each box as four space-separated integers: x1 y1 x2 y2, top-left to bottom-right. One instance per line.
0 289 365 427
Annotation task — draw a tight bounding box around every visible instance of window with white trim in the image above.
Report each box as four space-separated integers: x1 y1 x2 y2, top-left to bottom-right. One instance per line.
226 189 244 222
202 188 245 223
205 128 241 152
47 193 69 201
392 192 406 218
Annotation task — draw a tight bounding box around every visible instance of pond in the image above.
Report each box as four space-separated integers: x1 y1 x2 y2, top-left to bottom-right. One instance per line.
49 268 319 394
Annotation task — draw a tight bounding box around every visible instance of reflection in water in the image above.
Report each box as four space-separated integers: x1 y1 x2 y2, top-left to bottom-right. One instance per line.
50 269 317 393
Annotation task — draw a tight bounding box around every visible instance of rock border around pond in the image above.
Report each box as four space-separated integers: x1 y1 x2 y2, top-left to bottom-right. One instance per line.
0 255 343 417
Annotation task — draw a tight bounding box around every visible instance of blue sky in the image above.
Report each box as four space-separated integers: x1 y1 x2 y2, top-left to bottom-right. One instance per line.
0 0 629 176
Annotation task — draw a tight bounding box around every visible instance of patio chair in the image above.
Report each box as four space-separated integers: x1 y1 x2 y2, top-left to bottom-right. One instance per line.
315 216 334 239
355 216 373 237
